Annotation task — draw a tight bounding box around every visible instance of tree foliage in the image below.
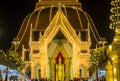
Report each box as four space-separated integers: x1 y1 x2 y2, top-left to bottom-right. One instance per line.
88 46 108 76
0 49 25 70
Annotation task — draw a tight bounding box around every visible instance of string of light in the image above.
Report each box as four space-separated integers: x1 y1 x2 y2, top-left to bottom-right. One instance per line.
110 0 120 29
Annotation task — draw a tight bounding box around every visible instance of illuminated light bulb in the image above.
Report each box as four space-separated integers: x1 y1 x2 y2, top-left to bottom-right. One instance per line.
112 57 114 61
109 45 112 51
114 79 117 81
114 68 116 72
115 29 118 33
114 38 117 41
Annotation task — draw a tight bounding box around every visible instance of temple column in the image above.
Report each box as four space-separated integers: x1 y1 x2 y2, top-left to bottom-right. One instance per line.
112 58 120 81
72 45 79 79
117 62 120 81
40 45 48 79
48 57 50 80
72 46 76 78
49 57 55 81
70 57 72 80
107 45 120 81
31 60 36 79
105 61 113 81
65 57 70 81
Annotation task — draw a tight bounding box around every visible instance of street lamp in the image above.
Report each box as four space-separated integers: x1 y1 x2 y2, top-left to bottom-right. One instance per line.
99 38 107 46
12 38 20 51
99 37 107 55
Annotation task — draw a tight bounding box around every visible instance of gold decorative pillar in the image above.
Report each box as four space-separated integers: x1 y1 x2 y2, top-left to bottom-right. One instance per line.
107 48 120 81
107 25 120 81
112 54 120 81
70 57 72 80
72 46 76 78
105 61 113 81
40 45 48 79
31 61 35 79
49 57 55 81
72 45 79 78
48 57 50 80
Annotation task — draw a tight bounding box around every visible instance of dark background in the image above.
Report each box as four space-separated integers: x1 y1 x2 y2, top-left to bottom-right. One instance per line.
0 0 114 50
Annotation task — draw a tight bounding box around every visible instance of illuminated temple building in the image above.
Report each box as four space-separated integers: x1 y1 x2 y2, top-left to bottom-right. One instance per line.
10 0 101 80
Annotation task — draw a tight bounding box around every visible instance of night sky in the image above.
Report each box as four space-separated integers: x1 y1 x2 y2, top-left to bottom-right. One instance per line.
0 0 114 50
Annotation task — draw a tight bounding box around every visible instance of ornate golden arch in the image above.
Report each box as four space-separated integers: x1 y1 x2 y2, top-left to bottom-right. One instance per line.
35 64 41 80
49 45 70 81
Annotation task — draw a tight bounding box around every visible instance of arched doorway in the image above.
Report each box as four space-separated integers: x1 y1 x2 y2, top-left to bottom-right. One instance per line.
49 50 70 81
36 65 41 80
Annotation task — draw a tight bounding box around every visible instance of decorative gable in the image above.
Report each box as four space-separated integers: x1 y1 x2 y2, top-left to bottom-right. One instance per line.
42 8 78 46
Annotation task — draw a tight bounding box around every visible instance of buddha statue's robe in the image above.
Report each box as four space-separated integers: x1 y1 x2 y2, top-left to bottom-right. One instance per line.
56 57 64 81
